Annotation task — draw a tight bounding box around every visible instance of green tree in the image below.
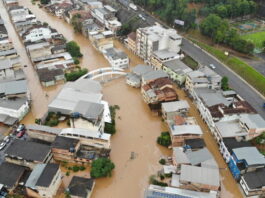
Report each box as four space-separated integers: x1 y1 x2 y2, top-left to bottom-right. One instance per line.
157 132 171 147
71 14 82 33
221 76 229 91
91 158 115 178
66 41 83 58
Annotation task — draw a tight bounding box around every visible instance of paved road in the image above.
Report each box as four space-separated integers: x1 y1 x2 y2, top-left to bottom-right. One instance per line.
181 38 265 119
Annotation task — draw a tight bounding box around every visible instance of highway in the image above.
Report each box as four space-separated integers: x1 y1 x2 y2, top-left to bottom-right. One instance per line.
181 38 265 119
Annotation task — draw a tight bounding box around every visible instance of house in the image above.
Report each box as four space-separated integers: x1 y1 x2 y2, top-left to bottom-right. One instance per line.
0 20 8 40
0 97 30 125
151 49 181 70
126 64 152 88
103 48 129 69
184 138 205 150
3 0 19 9
240 168 265 197
9 6 31 23
51 136 80 162
219 137 252 163
89 30 114 52
125 32 136 54
0 80 28 98
0 38 14 52
0 162 25 192
4 139 52 169
25 163 62 198
162 59 192 85
161 100 190 121
0 59 25 81
136 24 182 64
26 41 52 60
37 67 65 87
168 120 203 147
141 70 168 85
51 44 66 54
179 164 220 192
185 66 221 97
145 185 218 198
48 79 107 132
22 25 59 43
68 176 95 198
81 19 104 38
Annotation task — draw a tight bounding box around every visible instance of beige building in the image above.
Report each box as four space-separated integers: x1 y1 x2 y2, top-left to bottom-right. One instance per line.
125 32 136 54
89 30 114 52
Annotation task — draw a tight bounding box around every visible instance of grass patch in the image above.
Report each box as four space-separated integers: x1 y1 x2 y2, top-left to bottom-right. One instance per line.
241 31 265 49
193 40 265 96
182 55 199 70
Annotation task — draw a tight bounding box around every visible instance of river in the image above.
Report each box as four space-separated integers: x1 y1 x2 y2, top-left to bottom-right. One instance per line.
1 0 243 197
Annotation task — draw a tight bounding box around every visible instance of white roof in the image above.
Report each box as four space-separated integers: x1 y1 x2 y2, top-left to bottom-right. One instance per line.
215 120 248 138
170 125 203 136
60 128 111 141
180 164 220 188
173 147 189 164
240 114 265 129
233 147 265 166
162 100 190 113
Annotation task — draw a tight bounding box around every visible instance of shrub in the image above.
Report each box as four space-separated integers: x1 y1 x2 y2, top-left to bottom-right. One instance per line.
66 41 83 58
72 165 80 172
66 171 70 176
104 122 116 135
79 166 86 171
91 158 115 178
160 175 165 180
157 132 171 147
159 159 166 165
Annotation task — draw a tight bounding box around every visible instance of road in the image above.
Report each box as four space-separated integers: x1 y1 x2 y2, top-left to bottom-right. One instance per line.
181 38 265 119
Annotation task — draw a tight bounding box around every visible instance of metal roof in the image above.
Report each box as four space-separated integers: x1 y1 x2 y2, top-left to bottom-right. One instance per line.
170 125 203 136
162 100 190 113
27 124 62 134
25 164 46 189
186 148 213 166
233 147 265 166
142 70 168 82
240 114 265 129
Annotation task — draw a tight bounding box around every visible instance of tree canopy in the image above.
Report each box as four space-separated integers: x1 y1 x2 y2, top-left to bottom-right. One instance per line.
90 158 115 178
66 41 83 58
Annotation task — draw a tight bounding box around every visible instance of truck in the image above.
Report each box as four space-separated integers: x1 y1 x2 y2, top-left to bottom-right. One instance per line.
129 3 137 11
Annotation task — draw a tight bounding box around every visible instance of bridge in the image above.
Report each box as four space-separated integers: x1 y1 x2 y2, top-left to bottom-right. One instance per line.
81 67 127 83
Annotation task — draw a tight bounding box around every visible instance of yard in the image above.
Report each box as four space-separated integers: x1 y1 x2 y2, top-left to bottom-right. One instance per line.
241 31 265 50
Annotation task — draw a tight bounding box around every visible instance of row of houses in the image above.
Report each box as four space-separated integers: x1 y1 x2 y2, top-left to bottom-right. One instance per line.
4 0 75 87
45 0 130 69
0 15 30 126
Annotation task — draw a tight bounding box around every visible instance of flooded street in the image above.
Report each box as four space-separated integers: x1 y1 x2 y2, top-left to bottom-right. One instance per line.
1 0 243 197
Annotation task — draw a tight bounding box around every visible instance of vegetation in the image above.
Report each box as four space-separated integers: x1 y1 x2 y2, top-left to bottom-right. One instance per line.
65 68 88 81
159 158 166 165
241 31 265 50
200 14 254 54
149 175 168 187
66 171 70 176
35 118 41 125
66 41 83 58
40 0 50 5
104 105 120 135
157 132 171 147
221 76 230 91
193 40 265 96
182 55 199 70
91 158 115 178
117 16 139 36
192 0 257 18
254 132 265 145
71 14 82 33
133 0 196 30
44 112 60 126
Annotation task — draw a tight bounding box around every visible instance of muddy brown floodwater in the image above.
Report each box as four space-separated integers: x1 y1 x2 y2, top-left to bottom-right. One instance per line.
1 0 243 197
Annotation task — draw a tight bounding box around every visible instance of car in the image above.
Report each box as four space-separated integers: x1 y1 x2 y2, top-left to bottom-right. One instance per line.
3 136 10 143
0 142 6 150
16 130 25 138
209 64 216 69
16 124 25 132
263 103 265 109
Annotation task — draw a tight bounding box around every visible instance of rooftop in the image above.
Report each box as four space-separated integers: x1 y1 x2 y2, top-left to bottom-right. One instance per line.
68 176 94 197
27 124 62 135
5 139 51 162
142 70 168 82
180 164 220 187
240 114 265 129
163 59 192 74
153 49 180 60
51 136 79 150
170 125 203 136
0 97 28 111
215 120 248 138
132 64 153 76
105 48 128 60
37 68 64 82
233 147 265 166
242 168 265 189
162 100 190 113
0 162 25 189
0 80 27 95
184 138 205 150
223 138 252 153
35 163 60 187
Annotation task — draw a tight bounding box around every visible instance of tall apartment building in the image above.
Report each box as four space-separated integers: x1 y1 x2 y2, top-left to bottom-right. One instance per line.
136 25 182 65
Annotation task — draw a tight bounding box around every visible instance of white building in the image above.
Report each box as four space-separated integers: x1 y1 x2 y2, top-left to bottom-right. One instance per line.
22 26 59 42
136 24 182 64
103 48 129 69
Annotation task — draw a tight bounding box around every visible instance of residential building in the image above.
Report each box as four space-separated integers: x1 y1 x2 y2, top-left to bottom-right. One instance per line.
9 6 34 23
126 64 152 88
25 41 52 60
161 100 190 121
0 19 8 40
151 50 181 70
0 162 25 192
0 38 14 52
82 19 104 38
125 32 136 54
25 163 62 198
185 66 222 97
48 79 108 132
89 30 114 52
141 70 168 85
240 168 265 197
3 0 19 9
37 67 65 87
4 139 52 169
136 24 182 64
179 164 220 192
184 138 205 150
145 185 218 198
27 124 62 142
103 47 129 69
68 176 95 198
162 59 192 85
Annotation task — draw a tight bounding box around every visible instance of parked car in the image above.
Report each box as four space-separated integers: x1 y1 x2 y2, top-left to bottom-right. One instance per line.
3 136 10 143
209 64 216 69
16 130 25 138
16 124 25 132
0 142 6 150
263 103 265 109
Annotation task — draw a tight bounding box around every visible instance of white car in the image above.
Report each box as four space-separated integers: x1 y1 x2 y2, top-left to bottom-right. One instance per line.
209 64 216 69
0 142 6 150
3 136 10 143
